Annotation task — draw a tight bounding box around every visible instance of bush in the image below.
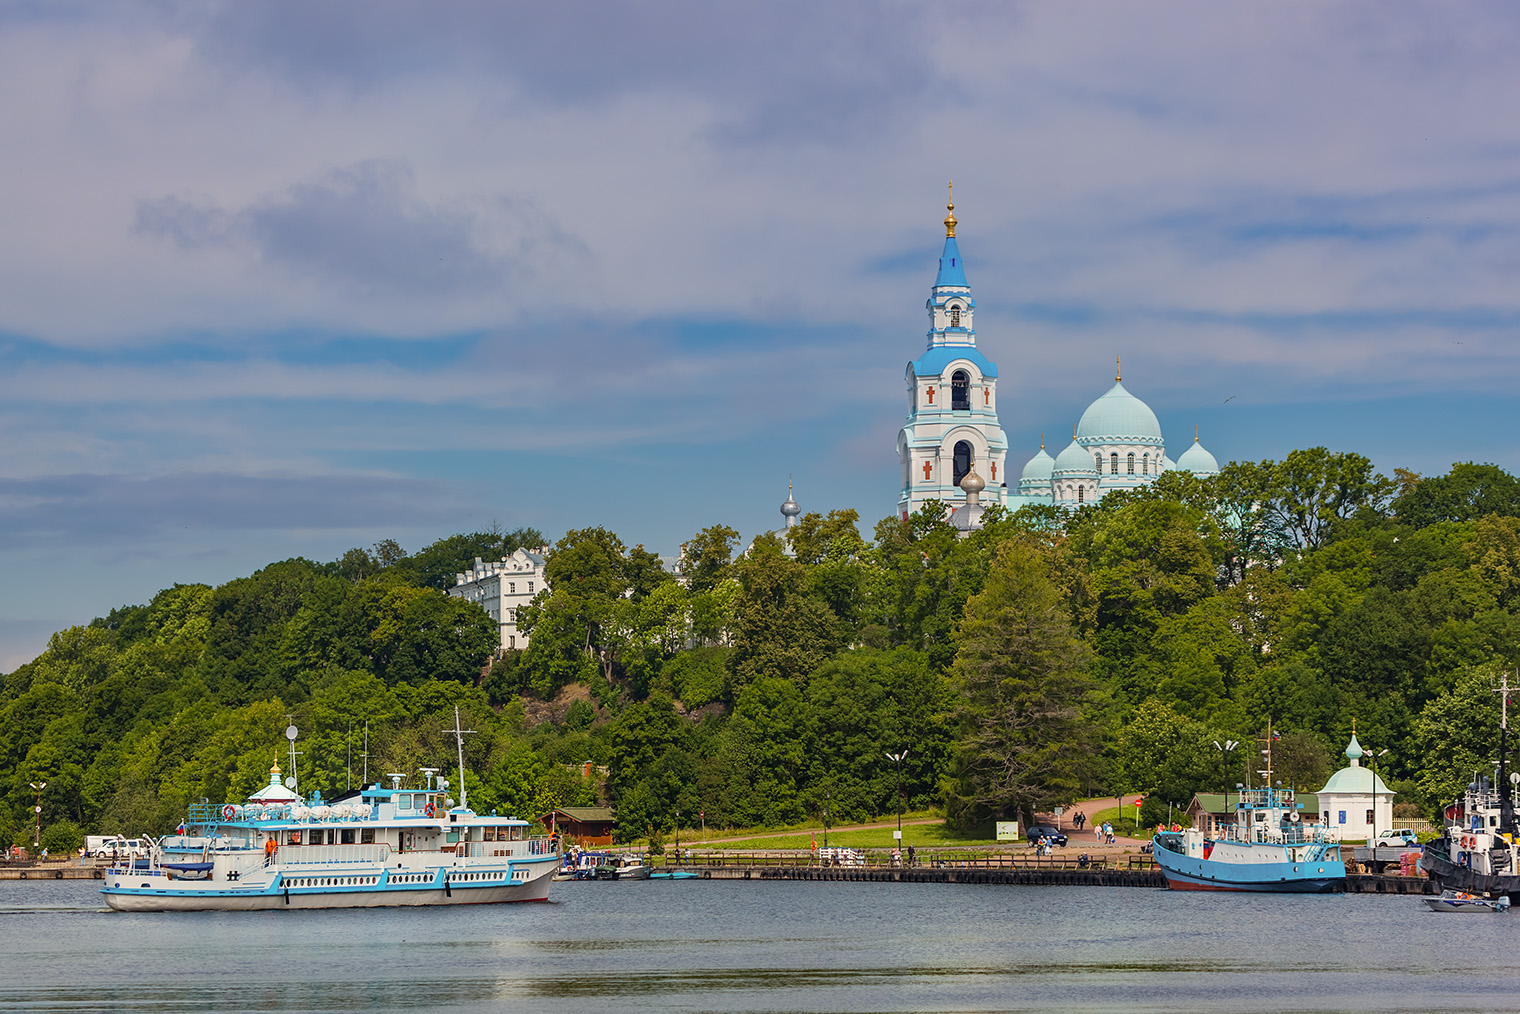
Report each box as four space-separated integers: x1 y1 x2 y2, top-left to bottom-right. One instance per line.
40 820 83 855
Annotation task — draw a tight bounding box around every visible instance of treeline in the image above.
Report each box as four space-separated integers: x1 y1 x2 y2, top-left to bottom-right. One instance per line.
4 452 1519 850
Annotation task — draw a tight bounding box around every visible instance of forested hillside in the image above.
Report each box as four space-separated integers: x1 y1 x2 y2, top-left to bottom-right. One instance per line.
5 450 1517 851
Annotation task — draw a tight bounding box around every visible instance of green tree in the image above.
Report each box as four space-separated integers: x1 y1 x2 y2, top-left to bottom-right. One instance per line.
947 539 1095 830
729 537 839 687
679 524 740 593
1413 662 1511 812
1394 462 1520 528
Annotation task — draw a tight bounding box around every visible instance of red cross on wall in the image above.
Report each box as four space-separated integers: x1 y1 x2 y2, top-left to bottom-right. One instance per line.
984 389 990 405
925 388 934 404
991 462 997 480
922 461 933 480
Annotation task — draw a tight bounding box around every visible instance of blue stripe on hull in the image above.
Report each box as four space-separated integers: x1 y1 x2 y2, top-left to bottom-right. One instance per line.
1154 851 1345 893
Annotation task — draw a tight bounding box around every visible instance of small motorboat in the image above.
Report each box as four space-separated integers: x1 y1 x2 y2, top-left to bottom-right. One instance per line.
1425 889 1512 913
649 870 699 880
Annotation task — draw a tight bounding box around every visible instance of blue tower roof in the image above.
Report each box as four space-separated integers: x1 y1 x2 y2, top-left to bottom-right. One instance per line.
934 236 968 288
912 345 998 378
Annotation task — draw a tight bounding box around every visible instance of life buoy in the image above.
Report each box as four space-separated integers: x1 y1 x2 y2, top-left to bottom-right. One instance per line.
221 804 237 820
425 801 437 818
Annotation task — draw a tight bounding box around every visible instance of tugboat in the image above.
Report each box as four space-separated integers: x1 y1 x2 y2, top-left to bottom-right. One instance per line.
1419 673 1520 902
1152 722 1346 892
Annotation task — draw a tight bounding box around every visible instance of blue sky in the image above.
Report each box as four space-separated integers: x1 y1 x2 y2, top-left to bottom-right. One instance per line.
3 1 1520 668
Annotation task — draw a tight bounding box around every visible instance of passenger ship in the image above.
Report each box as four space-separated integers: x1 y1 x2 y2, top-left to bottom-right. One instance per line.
102 711 558 912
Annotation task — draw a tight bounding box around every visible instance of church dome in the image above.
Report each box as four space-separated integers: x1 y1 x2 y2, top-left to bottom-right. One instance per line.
1077 381 1163 445
959 465 986 495
1177 436 1220 477
1052 438 1097 476
1020 446 1055 484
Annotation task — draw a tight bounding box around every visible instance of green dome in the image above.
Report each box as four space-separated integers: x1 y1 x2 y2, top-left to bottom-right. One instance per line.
1177 437 1219 476
1077 381 1163 445
1319 766 1391 795
1020 446 1055 484
1052 438 1097 475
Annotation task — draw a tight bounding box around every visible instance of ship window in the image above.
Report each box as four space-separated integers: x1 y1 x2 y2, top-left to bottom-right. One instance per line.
361 829 375 844
951 371 970 410
484 826 496 841
953 441 972 485
1127 453 1135 475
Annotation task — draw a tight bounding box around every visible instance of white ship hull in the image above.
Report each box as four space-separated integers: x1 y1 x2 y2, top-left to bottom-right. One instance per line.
104 857 556 912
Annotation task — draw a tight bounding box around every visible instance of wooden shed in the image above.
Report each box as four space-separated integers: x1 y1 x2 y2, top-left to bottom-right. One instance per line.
540 806 617 845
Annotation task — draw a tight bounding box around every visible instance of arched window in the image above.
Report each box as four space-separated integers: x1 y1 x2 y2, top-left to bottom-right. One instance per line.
1142 454 1149 475
1094 454 1102 474
1127 453 1135 475
951 370 970 411
950 306 961 328
1077 485 1085 503
953 440 972 486
1110 453 1119 475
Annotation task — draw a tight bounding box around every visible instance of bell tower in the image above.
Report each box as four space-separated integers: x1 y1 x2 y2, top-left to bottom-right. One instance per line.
896 186 1008 520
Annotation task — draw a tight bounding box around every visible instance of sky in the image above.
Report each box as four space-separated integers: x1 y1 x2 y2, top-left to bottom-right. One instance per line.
3 0 1520 670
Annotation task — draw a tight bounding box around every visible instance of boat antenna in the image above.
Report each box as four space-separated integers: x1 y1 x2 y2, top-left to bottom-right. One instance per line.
447 705 477 812
361 722 369 788
1498 671 1516 835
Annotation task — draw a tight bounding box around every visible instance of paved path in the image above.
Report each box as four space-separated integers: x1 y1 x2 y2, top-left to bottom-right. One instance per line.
1043 794 1150 845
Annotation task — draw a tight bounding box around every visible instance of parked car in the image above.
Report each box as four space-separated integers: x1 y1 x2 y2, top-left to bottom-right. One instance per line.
1025 824 1068 847
1374 829 1419 848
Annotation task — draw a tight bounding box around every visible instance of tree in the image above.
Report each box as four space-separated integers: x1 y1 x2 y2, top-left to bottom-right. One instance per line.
1413 662 1512 813
679 524 740 593
947 539 1095 830
1394 462 1520 528
1257 447 1393 552
728 538 839 687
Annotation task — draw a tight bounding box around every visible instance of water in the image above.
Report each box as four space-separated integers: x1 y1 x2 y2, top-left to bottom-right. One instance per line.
2 878 1517 1013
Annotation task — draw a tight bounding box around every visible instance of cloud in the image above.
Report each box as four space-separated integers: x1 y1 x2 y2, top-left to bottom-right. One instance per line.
0 471 465 550
135 160 584 298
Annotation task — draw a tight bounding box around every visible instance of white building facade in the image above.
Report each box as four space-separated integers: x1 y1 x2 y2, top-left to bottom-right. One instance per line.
449 548 547 652
896 192 1009 520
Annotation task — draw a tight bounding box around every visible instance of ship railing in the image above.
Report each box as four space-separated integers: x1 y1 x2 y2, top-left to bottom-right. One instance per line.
274 843 391 866
458 836 554 857
1212 826 1335 846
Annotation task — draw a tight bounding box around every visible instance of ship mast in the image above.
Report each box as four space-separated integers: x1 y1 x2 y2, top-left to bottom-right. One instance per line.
447 705 477 812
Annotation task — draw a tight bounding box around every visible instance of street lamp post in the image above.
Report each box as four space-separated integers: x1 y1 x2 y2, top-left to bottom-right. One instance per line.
823 790 831 850
29 781 46 855
1370 749 1389 845
885 750 909 842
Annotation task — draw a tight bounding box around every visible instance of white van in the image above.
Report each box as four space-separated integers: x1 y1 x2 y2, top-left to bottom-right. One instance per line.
85 836 147 858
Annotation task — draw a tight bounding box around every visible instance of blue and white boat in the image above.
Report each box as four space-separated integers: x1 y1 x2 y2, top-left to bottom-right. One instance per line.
1152 784 1346 893
102 709 559 912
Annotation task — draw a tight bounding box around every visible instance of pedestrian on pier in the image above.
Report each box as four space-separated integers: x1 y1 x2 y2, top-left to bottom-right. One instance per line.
907 845 915 868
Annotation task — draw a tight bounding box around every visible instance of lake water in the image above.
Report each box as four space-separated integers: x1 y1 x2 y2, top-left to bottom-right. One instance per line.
1 878 1516 1013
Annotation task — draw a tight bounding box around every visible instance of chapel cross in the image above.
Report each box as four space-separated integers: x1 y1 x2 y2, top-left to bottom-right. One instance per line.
921 461 933 481
926 388 934 404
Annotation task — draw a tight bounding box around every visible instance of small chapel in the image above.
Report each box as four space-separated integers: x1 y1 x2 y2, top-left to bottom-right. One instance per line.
895 191 1223 525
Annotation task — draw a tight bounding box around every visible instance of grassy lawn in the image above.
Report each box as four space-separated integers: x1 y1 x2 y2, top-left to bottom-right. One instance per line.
683 823 996 850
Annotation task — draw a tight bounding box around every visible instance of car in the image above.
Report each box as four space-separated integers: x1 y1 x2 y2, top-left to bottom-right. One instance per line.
1374 829 1419 848
1025 824 1068 847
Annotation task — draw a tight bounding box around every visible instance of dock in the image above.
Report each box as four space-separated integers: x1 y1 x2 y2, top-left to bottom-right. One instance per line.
0 864 105 880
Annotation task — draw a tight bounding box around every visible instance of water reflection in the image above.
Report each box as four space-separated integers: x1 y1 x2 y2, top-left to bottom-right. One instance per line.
1 879 1517 1013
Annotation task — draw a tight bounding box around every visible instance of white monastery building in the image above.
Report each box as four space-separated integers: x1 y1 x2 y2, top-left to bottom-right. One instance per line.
448 548 547 652
897 191 1223 524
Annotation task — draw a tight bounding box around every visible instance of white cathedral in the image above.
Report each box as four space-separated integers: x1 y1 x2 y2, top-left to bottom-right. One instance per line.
897 191 1221 524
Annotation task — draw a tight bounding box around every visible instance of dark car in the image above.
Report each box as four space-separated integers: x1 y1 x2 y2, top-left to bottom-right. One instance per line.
1025 824 1068 847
